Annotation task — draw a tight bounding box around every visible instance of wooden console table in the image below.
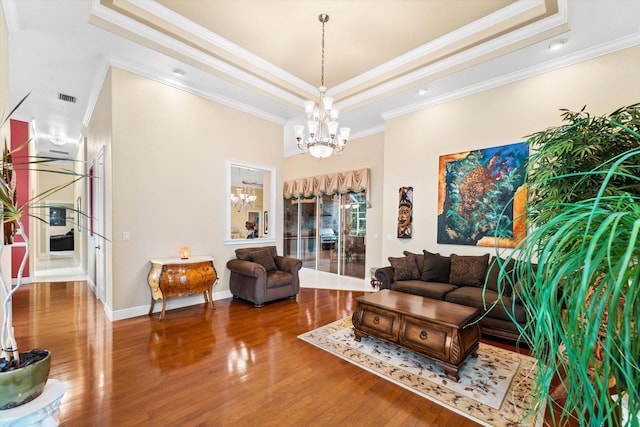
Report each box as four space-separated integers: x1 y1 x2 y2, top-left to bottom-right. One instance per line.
147 256 218 320
352 290 480 381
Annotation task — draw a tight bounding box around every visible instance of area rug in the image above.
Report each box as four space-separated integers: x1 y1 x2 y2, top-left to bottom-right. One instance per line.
298 317 544 427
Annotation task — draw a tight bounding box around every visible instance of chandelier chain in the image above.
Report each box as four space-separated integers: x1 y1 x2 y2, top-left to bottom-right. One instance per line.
321 17 325 87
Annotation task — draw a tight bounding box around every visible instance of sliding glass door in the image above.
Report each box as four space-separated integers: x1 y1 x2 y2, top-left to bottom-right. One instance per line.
284 191 366 279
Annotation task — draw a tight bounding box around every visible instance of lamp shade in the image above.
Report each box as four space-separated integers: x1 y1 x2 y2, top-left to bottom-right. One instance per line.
179 246 191 259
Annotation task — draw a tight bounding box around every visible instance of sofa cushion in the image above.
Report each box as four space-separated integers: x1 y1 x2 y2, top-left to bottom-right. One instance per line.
388 256 420 281
391 280 458 300
485 256 516 296
249 248 277 272
444 287 527 324
449 254 489 287
403 251 425 274
421 251 450 282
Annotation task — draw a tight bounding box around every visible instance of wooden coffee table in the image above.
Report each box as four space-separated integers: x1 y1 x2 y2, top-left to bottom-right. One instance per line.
352 289 480 381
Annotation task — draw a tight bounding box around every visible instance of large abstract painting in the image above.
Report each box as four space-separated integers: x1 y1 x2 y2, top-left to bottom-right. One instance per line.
437 142 528 248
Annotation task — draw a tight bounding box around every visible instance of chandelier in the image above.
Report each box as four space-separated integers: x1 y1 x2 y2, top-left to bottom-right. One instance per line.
294 14 350 159
230 187 257 212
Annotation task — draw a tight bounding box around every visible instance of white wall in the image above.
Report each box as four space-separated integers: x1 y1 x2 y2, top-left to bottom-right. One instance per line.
381 45 640 261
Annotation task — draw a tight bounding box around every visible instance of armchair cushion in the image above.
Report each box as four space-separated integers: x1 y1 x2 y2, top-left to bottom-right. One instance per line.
249 248 277 272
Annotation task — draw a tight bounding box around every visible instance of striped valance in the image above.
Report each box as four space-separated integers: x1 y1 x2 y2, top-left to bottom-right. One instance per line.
283 168 370 204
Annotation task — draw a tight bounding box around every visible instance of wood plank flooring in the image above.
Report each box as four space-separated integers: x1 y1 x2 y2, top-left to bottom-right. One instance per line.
10 281 567 426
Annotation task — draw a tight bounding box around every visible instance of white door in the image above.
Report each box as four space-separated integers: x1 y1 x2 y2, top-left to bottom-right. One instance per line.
94 147 106 302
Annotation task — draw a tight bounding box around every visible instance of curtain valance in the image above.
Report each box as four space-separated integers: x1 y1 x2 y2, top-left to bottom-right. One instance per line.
283 168 370 203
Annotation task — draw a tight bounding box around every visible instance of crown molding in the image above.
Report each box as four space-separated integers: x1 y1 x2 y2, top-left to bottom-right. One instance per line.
338 0 569 111
129 0 316 95
330 0 548 96
382 30 640 121
82 54 288 128
90 0 304 109
2 0 19 34
82 55 111 129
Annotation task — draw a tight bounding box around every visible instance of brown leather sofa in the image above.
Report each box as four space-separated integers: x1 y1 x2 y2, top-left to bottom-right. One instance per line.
375 250 531 341
226 246 302 307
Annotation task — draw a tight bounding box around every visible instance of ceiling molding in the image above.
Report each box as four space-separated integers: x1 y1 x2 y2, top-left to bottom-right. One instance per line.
90 0 306 109
106 55 289 126
128 0 316 95
382 28 640 121
339 1 568 112
83 55 111 129
1 0 19 34
330 0 548 97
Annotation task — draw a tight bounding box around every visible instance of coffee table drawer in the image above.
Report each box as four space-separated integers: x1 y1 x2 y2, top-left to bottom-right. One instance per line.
399 318 449 360
353 306 398 341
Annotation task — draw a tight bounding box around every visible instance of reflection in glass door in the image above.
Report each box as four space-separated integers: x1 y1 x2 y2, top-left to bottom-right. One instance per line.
339 192 366 278
284 191 366 279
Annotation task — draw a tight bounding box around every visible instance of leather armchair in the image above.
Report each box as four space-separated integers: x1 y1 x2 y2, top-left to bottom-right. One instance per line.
226 246 302 307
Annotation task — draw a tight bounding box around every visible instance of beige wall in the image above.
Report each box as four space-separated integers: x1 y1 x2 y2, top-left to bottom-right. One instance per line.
86 68 113 305
283 132 385 275
381 45 640 262
92 67 283 314
84 43 640 317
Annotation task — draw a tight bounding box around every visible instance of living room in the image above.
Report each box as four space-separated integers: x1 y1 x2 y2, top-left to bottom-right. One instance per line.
1 1 639 425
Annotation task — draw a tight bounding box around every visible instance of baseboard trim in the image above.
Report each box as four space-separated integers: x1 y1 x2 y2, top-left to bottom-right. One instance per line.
109 289 233 321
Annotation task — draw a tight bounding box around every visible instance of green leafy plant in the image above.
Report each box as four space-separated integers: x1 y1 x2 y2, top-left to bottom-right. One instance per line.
493 105 639 426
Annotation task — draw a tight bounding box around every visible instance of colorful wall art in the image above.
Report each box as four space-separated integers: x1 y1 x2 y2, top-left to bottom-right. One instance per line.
437 142 528 247
397 186 413 239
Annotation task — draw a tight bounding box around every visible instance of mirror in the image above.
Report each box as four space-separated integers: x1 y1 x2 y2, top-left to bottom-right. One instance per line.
225 161 276 244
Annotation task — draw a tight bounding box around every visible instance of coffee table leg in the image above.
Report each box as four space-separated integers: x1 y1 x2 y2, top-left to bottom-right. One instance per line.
444 367 460 382
353 328 367 342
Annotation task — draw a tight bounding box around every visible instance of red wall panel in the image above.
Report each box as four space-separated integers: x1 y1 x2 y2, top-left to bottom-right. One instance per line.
9 119 30 279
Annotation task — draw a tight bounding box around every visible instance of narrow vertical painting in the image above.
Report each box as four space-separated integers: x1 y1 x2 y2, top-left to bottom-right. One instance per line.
437 142 528 248
397 186 413 239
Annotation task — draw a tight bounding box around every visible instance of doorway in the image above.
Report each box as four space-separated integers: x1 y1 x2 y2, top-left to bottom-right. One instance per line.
284 191 366 279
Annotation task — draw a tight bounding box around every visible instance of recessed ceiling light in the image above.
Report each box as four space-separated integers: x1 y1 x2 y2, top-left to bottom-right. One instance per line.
548 39 567 51
172 68 185 76
417 88 429 96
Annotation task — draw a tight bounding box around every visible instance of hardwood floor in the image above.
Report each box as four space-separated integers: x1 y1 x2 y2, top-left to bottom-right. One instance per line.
11 281 563 426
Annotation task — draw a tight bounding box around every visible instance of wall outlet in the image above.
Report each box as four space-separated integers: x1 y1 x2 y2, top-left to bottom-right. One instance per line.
122 231 130 240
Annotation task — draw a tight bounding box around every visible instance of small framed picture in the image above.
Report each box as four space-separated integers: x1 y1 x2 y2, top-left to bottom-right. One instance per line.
50 207 67 226
263 211 269 235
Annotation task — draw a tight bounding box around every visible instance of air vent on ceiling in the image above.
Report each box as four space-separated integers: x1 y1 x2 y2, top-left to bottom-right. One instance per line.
58 93 76 103
49 149 69 155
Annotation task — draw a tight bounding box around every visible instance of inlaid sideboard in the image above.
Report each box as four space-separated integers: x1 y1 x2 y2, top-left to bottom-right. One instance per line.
147 256 218 320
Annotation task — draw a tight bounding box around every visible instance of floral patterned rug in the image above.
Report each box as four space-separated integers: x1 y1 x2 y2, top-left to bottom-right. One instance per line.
298 317 544 427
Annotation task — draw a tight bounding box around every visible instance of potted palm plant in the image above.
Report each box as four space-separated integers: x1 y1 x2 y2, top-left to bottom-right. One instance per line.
493 104 639 425
0 93 87 409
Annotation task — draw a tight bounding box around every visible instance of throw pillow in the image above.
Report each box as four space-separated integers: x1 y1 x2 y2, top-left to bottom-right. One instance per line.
449 254 490 287
403 250 425 274
250 249 277 272
388 256 420 281
421 251 451 282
